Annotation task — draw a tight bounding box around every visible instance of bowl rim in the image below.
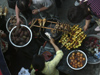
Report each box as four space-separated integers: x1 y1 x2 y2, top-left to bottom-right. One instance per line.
39 18 62 41
6 15 27 32
9 24 32 48
83 34 100 64
67 50 87 70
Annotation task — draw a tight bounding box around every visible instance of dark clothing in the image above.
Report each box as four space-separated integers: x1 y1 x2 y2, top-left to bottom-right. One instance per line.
81 0 100 20
8 0 32 19
55 0 62 8
0 47 11 75
17 1 32 19
8 0 17 9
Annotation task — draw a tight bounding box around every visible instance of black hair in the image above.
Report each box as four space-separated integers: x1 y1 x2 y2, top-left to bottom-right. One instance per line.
17 0 29 11
67 2 90 23
32 55 45 75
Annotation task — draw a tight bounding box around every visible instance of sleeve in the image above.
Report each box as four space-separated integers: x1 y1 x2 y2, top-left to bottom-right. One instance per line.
42 0 52 7
49 50 64 68
98 15 100 18
31 69 35 75
79 0 91 20
85 15 92 20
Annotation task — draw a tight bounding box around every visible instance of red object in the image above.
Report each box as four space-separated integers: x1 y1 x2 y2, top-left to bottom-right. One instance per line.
1 41 6 47
42 51 52 61
35 69 38 71
43 41 47 48
28 22 31 25
0 69 3 75
34 37 38 38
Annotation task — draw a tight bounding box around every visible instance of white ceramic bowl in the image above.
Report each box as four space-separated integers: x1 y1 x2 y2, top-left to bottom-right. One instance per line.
67 50 87 70
9 24 32 48
6 15 27 32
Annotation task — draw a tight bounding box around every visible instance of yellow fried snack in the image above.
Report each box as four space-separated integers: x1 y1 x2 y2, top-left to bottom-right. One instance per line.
59 25 86 50
0 6 2 16
3 7 8 16
55 23 59 30
38 19 42 26
43 18 46 27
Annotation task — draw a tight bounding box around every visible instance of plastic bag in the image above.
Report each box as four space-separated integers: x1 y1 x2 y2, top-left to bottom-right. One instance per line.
18 67 30 75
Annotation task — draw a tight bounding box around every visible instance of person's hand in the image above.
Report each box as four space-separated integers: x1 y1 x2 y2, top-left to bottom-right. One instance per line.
50 38 55 44
16 18 23 26
83 25 88 31
32 9 38 15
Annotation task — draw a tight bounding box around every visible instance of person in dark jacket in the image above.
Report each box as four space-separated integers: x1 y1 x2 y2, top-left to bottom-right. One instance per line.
68 0 100 31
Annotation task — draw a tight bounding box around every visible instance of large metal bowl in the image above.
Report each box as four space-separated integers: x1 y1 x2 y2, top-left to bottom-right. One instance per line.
9 24 32 48
39 18 62 41
81 34 100 64
6 15 27 32
67 50 87 70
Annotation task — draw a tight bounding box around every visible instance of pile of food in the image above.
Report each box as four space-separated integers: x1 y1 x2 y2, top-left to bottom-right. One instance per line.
83 36 100 55
38 18 46 27
42 51 53 61
54 23 71 33
8 15 26 31
68 51 86 68
31 18 70 34
59 25 86 50
11 26 31 46
0 6 8 16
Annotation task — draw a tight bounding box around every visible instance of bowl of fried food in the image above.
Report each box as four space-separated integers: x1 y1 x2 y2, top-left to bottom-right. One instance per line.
6 15 27 32
67 50 87 70
9 24 32 48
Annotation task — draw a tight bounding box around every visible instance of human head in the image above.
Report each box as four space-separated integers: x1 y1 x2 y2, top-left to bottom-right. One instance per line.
32 55 45 75
17 0 29 11
67 2 90 23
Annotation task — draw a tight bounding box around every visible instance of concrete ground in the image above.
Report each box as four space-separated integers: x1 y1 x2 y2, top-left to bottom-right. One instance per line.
0 0 100 75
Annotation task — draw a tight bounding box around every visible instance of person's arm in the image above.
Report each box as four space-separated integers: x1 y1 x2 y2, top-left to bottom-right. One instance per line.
83 19 91 31
48 38 64 67
32 0 52 14
50 38 59 52
39 7 48 12
15 4 20 20
15 4 23 25
79 0 91 31
49 50 63 68
83 8 92 31
32 7 48 14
